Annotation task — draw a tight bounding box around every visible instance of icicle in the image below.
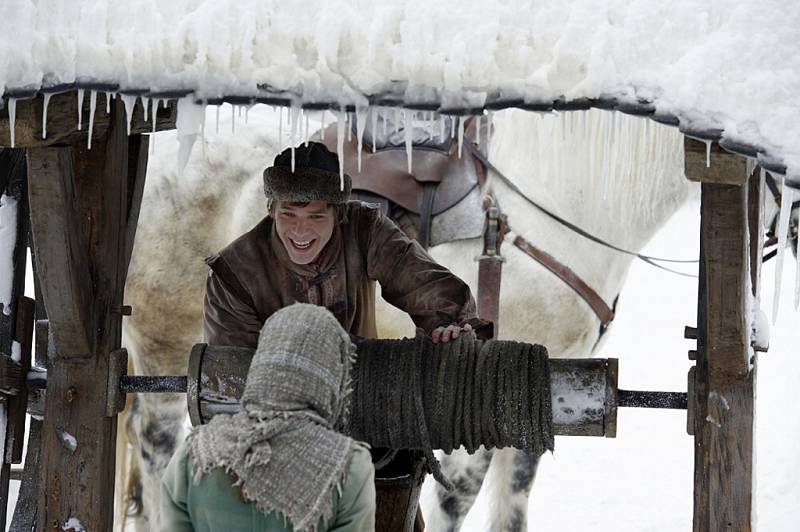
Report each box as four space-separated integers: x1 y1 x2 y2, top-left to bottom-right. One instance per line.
239 106 243 117
216 105 221 135
150 99 159 156
705 140 712 168
355 107 367 172
278 106 283 141
120 94 137 135
245 105 250 124
404 109 413 173
382 110 388 136
457 116 464 158
439 114 445 142
394 107 401 136
320 111 326 140
290 105 300 172
176 98 206 177
231 105 236 134
450 115 456 140
8 99 16 148
336 109 346 189
347 112 352 142
200 118 206 160
142 96 149 123
475 114 482 145
42 93 52 139
486 111 494 152
76 88 84 130
87 90 97 149
105 92 112 114
304 110 309 146
772 179 794 322
371 108 378 153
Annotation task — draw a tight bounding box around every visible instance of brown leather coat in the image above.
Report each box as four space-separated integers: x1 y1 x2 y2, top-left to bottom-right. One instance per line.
204 201 477 347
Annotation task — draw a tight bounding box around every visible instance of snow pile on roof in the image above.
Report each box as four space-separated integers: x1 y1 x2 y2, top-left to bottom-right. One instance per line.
1 0 799 173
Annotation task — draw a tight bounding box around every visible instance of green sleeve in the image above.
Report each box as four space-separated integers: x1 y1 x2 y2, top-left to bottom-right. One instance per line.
327 446 375 532
159 442 196 532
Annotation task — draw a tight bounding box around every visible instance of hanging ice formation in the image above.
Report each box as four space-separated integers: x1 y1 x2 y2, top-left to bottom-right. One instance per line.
278 106 283 141
42 93 52 139
486 111 494 152
370 108 378 153
0 193 18 315
175 98 206 177
290 105 300 172
475 114 481 145
356 107 368 172
304 111 309 146
150 99 161 156
87 90 97 149
450 115 456 141
772 178 794 322
336 109 346 189
439 114 445 143
320 111 327 140
120 95 137 135
106 92 113 114
404 109 413 173
457 116 465 158
705 140 712 168
231 105 236 135
142 97 149 123
347 112 352 142
7 99 16 148
77 89 84 130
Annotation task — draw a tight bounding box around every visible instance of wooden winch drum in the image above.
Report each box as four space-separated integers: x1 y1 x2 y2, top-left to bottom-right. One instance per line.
187 343 619 438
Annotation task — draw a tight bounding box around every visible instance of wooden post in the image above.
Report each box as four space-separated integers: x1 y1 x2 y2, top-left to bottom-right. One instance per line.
27 99 146 531
686 137 758 532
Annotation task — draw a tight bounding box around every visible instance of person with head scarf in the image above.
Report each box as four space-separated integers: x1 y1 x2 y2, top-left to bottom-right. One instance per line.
160 304 374 531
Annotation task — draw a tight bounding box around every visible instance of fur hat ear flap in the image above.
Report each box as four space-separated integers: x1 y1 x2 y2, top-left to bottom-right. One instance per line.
263 142 352 203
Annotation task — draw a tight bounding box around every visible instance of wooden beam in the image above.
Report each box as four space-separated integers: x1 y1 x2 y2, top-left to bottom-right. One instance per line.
27 148 92 356
685 137 751 185
0 92 177 149
692 178 757 531
32 99 144 531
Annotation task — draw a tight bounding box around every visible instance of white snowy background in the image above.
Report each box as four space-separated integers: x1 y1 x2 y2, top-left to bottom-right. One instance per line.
4 179 800 531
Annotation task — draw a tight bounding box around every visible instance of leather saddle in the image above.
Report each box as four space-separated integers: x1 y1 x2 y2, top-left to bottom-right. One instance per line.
319 120 486 247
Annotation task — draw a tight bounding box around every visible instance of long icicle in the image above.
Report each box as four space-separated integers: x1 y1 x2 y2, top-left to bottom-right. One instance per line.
773 178 794 322
87 90 97 149
320 110 327 140
142 96 149 123
457 116 464 158
8 99 16 148
371 107 378 153
290 104 300 172
404 109 413 173
216 105 221 135
278 106 283 142
231 104 236 134
337 108 346 189
42 93 52 139
356 107 368 172
304 110 309 146
77 88 84 130
121 95 136 135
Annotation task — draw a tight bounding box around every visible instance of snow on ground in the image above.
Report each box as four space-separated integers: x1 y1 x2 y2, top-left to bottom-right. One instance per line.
1 1 799 175
492 200 797 532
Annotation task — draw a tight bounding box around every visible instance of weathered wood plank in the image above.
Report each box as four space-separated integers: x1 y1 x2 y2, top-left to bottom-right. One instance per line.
27 148 92 356
685 137 751 185
692 181 756 532
35 99 141 531
1 92 177 148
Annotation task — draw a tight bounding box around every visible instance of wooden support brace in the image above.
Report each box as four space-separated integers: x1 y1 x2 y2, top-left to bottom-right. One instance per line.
689 149 760 531
684 137 751 186
27 99 145 531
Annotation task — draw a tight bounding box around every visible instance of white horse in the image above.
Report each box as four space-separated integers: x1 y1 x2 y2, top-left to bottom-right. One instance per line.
120 105 691 531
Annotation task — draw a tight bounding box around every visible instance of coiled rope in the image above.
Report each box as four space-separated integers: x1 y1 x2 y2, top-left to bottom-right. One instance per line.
349 333 554 489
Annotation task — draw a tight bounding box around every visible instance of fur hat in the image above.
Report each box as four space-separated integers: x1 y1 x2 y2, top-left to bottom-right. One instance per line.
263 142 352 203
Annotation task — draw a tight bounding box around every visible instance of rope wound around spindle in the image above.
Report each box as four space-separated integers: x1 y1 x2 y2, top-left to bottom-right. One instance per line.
349 333 554 489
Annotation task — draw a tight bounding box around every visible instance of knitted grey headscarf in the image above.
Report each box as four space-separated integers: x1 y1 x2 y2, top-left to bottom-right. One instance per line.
187 304 361 531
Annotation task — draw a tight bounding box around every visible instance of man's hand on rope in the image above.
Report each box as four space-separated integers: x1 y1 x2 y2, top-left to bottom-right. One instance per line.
431 323 473 344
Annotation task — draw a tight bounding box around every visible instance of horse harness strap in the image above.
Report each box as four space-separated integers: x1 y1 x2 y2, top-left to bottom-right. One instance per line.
511 234 615 328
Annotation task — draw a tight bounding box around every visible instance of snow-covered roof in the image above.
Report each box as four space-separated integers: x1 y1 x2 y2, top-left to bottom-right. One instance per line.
1 1 799 176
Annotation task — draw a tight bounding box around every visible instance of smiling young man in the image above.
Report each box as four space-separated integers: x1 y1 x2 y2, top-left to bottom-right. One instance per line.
203 141 480 349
